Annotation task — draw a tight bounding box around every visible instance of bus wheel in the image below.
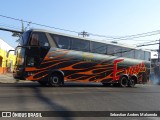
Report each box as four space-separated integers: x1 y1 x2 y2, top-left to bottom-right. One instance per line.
119 76 128 87
48 73 63 87
128 78 135 87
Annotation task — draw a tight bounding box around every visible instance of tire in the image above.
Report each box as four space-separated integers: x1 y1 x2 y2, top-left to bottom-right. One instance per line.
128 78 135 87
119 76 128 87
48 73 63 87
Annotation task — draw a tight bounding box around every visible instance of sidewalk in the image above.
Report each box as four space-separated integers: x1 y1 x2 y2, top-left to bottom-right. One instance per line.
0 73 16 83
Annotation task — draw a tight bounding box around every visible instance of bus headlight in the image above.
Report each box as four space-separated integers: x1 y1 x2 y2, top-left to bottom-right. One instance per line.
27 72 34 76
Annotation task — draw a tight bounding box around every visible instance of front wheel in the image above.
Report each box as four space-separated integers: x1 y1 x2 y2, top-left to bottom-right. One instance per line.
119 76 128 87
48 73 64 87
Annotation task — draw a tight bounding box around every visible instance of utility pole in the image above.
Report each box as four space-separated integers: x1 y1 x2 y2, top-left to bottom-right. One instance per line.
78 31 89 37
21 19 25 33
12 20 24 37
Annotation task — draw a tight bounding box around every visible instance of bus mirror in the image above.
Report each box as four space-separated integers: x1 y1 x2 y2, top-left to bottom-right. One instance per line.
7 50 15 58
6 50 15 68
14 51 16 55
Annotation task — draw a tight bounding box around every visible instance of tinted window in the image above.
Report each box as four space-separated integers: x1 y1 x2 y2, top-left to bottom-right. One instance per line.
30 32 49 47
107 45 122 57
107 45 114 55
15 47 25 65
145 51 151 61
19 31 30 46
91 42 106 54
71 39 90 52
135 50 144 60
121 48 135 58
51 34 70 49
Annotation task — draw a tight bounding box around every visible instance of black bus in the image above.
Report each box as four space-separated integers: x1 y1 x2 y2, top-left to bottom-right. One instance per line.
12 29 151 87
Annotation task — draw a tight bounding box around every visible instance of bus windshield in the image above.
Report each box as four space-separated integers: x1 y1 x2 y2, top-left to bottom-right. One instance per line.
18 31 31 46
15 47 25 66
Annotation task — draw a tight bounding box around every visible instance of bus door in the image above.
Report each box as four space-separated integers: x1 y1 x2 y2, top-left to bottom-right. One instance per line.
26 32 50 67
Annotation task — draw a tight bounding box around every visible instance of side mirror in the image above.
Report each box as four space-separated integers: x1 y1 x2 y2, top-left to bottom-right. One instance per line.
6 50 15 58
6 50 15 68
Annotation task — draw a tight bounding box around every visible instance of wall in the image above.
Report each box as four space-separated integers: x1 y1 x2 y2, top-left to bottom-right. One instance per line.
0 39 16 74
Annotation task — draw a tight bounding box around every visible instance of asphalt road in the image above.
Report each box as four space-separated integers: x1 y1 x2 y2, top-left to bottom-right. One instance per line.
0 82 160 120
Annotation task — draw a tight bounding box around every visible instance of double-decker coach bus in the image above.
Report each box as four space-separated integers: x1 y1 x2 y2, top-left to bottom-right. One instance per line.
12 29 151 87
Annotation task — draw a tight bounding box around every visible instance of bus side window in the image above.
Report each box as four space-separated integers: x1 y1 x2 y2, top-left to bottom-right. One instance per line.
71 39 90 52
38 33 50 47
91 41 106 54
135 50 145 60
50 34 70 49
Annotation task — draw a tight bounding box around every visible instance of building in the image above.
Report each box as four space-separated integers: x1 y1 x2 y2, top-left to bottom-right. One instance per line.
0 38 16 74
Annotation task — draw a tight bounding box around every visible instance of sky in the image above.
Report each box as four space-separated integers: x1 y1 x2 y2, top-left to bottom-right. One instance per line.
0 0 160 57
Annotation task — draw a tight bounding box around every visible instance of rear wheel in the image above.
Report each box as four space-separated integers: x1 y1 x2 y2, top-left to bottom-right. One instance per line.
128 78 135 87
48 73 63 87
119 76 128 87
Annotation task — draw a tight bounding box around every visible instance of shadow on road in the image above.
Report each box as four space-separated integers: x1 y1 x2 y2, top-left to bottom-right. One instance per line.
14 83 74 120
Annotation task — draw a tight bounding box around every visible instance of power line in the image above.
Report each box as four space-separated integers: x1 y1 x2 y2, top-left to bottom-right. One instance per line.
0 14 79 34
135 40 159 46
0 22 21 30
0 25 21 31
90 31 160 40
105 32 160 41
136 43 159 47
0 14 160 40
0 27 22 33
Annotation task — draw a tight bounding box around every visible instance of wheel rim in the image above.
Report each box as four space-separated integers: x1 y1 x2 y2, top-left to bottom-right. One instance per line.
121 77 128 87
51 76 59 84
129 79 135 87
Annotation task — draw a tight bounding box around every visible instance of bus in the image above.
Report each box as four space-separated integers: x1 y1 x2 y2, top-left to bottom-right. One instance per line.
12 29 151 87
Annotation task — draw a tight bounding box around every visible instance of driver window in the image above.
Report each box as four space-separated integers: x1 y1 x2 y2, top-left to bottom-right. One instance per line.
30 34 39 46
30 32 50 47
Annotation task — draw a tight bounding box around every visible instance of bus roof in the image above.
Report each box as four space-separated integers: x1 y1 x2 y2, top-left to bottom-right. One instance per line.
29 29 151 52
